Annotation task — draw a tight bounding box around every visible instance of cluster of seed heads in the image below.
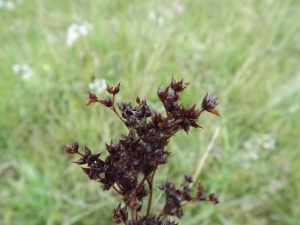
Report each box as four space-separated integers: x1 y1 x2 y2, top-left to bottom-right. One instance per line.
66 77 220 224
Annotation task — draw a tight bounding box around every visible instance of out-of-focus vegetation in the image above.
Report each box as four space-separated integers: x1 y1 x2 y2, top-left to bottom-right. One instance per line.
0 0 299 224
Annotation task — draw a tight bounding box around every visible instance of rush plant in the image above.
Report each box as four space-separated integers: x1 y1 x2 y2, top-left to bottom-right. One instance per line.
66 77 220 224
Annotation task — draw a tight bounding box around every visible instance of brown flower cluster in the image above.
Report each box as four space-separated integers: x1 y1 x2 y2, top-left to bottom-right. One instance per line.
66 77 220 224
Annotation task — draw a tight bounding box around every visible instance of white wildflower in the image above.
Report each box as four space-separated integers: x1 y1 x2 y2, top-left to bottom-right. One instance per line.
12 64 33 80
66 22 92 47
268 179 285 194
88 78 107 94
158 17 165 27
241 141 258 168
0 0 15 10
148 11 157 21
172 1 185 14
261 134 276 150
242 150 259 161
241 133 276 168
243 141 253 150
147 10 165 27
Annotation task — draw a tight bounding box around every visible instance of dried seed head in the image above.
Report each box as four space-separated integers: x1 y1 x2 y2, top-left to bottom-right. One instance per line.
106 82 121 95
113 204 128 224
86 91 99 106
170 77 190 92
157 87 169 102
184 173 193 183
99 97 113 107
209 193 220 205
65 142 79 154
201 92 221 117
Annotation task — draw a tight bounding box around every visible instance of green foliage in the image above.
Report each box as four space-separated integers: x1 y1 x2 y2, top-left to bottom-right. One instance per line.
1 0 299 224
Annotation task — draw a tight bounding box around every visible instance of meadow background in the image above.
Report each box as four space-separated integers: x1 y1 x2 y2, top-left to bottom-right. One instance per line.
1 0 299 224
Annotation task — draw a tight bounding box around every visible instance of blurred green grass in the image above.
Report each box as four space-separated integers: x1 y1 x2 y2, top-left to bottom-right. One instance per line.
1 0 299 224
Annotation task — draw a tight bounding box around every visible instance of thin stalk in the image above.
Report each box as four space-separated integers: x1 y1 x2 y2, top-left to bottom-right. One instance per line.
130 206 135 224
146 170 156 216
136 175 147 191
111 94 126 125
131 188 137 224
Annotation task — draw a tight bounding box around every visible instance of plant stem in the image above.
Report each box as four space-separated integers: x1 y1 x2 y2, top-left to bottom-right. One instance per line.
146 170 156 216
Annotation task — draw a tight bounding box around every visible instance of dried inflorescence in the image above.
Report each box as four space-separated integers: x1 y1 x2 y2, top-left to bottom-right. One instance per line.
66 77 220 224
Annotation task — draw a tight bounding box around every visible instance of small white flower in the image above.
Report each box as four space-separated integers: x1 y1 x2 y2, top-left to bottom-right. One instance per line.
148 11 157 21
242 150 259 162
66 22 92 47
12 64 33 81
78 22 91 36
12 64 21 74
268 179 285 194
243 141 252 150
248 151 259 161
88 78 107 94
147 10 165 27
261 134 276 150
158 17 165 27
172 1 185 14
241 133 276 168
0 0 15 10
